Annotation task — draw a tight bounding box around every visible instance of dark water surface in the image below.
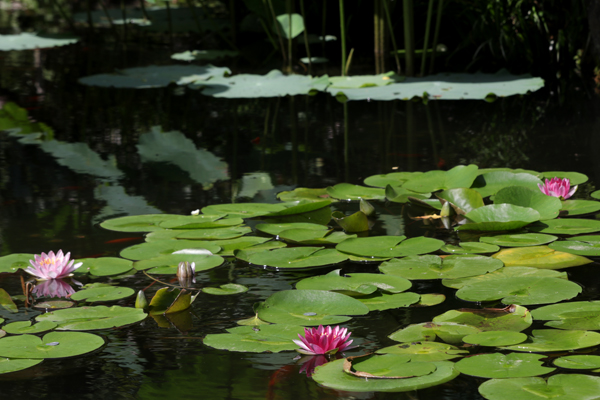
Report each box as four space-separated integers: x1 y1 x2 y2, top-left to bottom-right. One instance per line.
1 41 600 400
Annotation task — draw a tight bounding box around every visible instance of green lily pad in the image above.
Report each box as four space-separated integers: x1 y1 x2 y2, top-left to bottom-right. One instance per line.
443 266 567 289
133 254 224 274
331 211 369 233
462 331 528 347
158 215 242 229
75 257 134 277
33 300 75 310
408 197 444 211
336 236 443 258
0 33 79 50
277 188 332 202
229 241 287 261
100 214 182 232
264 200 332 218
471 171 543 198
348 354 436 378
255 290 369 325
295 269 412 296
0 253 36 274
356 292 421 311
274 13 304 39
202 284 248 295
480 233 558 247
70 287 135 302
436 188 485 214
376 341 467 361
542 171 588 185
0 332 104 359
433 305 532 332
457 353 553 378
329 71 403 88
591 190 600 200
479 374 600 400
212 237 274 256
326 184 386 201
402 165 479 193
494 186 562 220
0 289 17 313
175 226 252 240
255 222 328 236
2 320 58 335
388 322 480 344
0 358 43 375
312 359 459 392
491 246 592 269
201 202 287 218
531 301 600 330
440 242 500 254
457 204 540 232
379 254 503 280
35 305 147 330
203 324 307 353
247 247 347 270
413 293 446 307
149 288 196 315
560 200 600 216
456 277 582 305
280 229 356 245
364 172 423 188
549 240 600 256
120 240 221 260
385 185 431 203
171 49 239 61
500 329 600 352
529 219 600 235
554 355 600 369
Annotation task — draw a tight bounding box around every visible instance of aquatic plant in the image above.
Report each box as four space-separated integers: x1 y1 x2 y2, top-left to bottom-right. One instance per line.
538 177 577 200
26 250 83 280
294 325 353 355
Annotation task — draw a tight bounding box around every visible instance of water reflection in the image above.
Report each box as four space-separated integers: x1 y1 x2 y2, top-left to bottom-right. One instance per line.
31 278 75 298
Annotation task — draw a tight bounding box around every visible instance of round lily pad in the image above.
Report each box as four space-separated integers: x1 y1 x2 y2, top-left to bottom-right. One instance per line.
247 247 348 270
201 203 287 218
175 226 252 240
493 186 562 220
542 171 588 185
120 240 221 260
279 229 356 245
499 329 600 352
356 292 421 311
549 240 600 256
100 214 182 232
388 322 480 344
413 293 446 307
202 284 248 295
76 257 134 276
376 341 467 361
456 276 582 305
0 358 43 375
433 305 532 332
0 253 37 274
364 172 423 188
157 214 236 229
560 200 600 216
312 359 459 393
2 320 57 334
326 183 386 201
0 331 104 359
479 374 600 400
203 324 306 353
531 301 600 330
591 190 600 200
402 165 479 193
480 233 558 247
255 290 369 326
349 354 437 378
295 269 412 296
442 266 568 289
336 236 443 258
70 286 135 302
440 242 500 254
255 223 328 236
33 300 75 310
277 187 332 202
456 352 553 378
436 188 485 214
491 246 592 269
385 185 431 203
35 305 147 331
462 331 527 347
133 254 225 274
457 204 540 232
554 355 600 369
471 171 543 198
211 237 273 256
529 219 600 235
380 254 503 280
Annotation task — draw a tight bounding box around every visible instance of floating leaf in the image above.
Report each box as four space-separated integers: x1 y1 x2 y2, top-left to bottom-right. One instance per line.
203 324 306 353
133 254 224 274
385 185 431 203
376 341 467 361
479 233 558 247
554 355 600 370
255 222 328 236
264 200 332 218
0 332 104 359
479 374 600 400
158 215 239 229
175 226 252 240
549 240 600 256
279 229 356 245
402 165 479 193
531 301 600 330
202 284 248 295
0 253 35 274
542 171 588 185
149 288 195 315
326 184 386 201
388 322 480 344
433 305 532 332
171 49 239 61
277 187 331 202
493 186 562 220
346 354 436 379
247 247 347 270
120 240 221 260
331 211 369 233
356 292 420 311
2 321 57 335
76 257 134 276
442 266 567 289
0 289 17 313
471 171 542 198
457 204 540 232
364 172 423 188
35 305 147 330
0 33 79 50
529 219 600 235
456 353 553 378
436 188 484 214
255 290 369 325
560 200 600 216
70 287 135 302
462 331 528 347
295 269 412 296
336 236 443 258
379 254 503 280
413 294 446 307
491 246 592 269
440 242 500 254
33 300 75 310
100 214 181 232
201 202 287 218
328 72 403 89
0 358 43 375
499 330 600 352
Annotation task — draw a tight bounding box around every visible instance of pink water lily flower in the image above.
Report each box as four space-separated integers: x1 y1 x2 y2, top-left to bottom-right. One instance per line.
293 325 353 355
538 177 577 200
26 250 83 280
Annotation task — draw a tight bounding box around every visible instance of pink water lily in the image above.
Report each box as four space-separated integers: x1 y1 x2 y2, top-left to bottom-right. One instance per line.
293 325 353 356
538 177 577 200
26 250 83 280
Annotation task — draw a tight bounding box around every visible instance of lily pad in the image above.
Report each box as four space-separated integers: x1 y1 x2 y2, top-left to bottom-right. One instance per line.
70 286 135 302
275 13 304 39
0 358 43 375
364 172 423 188
499 329 600 352
202 284 249 295
175 226 252 240
255 290 369 325
326 184 386 201
328 72 403 89
413 294 446 307
0 289 17 313
347 354 436 378
376 341 467 361
120 240 221 260
0 33 79 50
277 188 332 202
149 288 196 315
385 185 431 203
442 266 567 289
0 332 104 359
433 305 532 332
280 229 356 245
203 324 308 353
480 233 558 247
331 211 369 233
528 219 600 235
456 353 553 378
491 246 592 269
456 277 582 305
255 222 329 236
402 165 479 193
462 331 528 347
336 236 443 258
171 49 239 61
133 254 224 274
295 270 412 296
2 320 58 335
35 305 147 330
100 214 182 232
479 374 600 400
212 237 274 256
440 242 500 254
554 355 600 369
436 188 485 214
494 186 562 220
247 247 347 270
457 204 540 232
531 301 600 330
560 200 600 216
158 215 241 229
549 240 600 256
0 253 36 274
356 292 421 311
388 322 480 344
379 254 503 280
471 171 543 198
542 171 588 185
75 257 134 276
201 202 287 218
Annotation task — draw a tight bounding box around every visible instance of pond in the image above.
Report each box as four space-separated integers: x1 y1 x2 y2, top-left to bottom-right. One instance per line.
2 14 600 400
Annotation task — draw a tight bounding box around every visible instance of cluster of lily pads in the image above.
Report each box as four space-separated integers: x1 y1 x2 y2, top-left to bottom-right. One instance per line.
3 165 600 397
